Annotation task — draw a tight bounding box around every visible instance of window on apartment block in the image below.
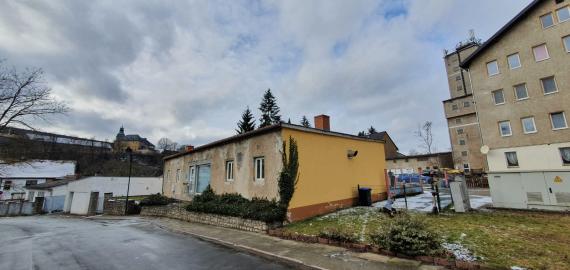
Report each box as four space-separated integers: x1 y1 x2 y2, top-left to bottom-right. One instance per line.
499 121 512 136
464 101 471 107
461 151 468 157
457 128 464 135
457 85 463 91
452 104 458 110
533 44 550 61
505 152 519 167
492 89 505 105
540 13 555 28
541 76 558 94
514 83 529 100
560 147 570 165
456 118 462 124
486 60 499 76
455 75 461 81
557 6 570 22
563 35 570 52
463 163 470 173
254 157 265 181
550 112 568 129
521 117 537 134
459 139 466 145
225 160 234 181
507 53 521 69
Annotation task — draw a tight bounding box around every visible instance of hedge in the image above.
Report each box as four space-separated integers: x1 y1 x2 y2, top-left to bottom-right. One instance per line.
185 186 286 223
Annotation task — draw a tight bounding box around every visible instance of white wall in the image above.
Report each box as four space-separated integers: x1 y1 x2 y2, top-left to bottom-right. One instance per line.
487 142 570 172
65 176 162 214
0 179 47 200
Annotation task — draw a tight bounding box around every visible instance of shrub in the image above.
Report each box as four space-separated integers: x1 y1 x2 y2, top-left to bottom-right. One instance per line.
185 186 286 223
369 214 442 256
139 193 175 206
319 227 359 243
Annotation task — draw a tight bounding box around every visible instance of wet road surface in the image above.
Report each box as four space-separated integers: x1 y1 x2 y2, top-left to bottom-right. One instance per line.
0 216 291 270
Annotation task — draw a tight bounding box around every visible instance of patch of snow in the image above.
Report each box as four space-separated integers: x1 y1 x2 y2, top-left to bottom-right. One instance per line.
511 266 527 270
442 242 478 262
372 190 492 212
0 160 76 178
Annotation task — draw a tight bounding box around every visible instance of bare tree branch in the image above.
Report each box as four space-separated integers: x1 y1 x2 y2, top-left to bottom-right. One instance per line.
415 121 434 154
0 61 68 133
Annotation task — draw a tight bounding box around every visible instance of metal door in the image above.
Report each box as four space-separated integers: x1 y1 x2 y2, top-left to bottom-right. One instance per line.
520 172 550 205
543 172 570 206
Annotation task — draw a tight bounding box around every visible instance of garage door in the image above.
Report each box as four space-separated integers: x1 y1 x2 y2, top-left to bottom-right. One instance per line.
70 192 90 215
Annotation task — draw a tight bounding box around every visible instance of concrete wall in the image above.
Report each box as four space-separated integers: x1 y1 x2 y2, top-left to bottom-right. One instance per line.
0 201 35 216
163 130 283 201
282 127 387 221
487 142 570 172
387 153 454 173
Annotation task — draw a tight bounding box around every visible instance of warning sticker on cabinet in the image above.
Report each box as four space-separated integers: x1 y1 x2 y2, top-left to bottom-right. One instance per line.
554 176 563 183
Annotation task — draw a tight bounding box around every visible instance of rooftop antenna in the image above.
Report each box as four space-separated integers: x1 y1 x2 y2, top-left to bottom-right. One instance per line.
468 29 475 42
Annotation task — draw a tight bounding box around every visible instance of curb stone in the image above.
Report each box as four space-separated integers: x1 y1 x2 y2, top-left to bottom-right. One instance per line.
150 219 326 270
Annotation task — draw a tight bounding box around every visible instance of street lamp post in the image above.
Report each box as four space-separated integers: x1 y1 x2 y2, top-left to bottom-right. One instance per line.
125 147 133 215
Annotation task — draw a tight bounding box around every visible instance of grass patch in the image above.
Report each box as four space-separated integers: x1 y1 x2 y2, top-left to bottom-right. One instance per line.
283 208 570 269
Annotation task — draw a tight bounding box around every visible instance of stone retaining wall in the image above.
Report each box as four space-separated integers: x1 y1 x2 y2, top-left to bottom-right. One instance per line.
141 203 278 233
103 199 141 216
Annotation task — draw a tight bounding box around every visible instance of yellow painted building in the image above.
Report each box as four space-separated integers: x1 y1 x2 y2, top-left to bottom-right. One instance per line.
163 115 387 221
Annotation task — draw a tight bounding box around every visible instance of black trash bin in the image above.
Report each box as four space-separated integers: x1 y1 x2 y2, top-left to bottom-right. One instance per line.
358 187 372 206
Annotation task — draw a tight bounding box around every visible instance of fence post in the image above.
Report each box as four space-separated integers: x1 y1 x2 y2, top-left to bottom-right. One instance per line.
403 183 408 210
435 183 441 211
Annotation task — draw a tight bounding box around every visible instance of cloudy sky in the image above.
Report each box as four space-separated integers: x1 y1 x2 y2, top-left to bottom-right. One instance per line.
0 0 530 153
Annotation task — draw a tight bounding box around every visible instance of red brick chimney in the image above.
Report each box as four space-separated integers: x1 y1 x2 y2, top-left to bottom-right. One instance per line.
186 145 194 152
314 115 330 131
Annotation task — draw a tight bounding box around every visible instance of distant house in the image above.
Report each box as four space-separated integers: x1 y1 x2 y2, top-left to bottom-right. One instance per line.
114 126 156 154
26 176 162 214
368 131 403 160
0 160 76 201
163 115 388 221
386 152 454 175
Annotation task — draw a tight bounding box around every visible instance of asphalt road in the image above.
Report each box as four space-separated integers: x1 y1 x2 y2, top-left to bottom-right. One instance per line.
0 216 291 270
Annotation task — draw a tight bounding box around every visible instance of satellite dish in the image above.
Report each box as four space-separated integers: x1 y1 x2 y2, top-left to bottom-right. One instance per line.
480 145 490 154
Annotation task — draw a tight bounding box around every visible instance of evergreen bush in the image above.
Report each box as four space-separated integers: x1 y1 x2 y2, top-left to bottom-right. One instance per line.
139 193 175 206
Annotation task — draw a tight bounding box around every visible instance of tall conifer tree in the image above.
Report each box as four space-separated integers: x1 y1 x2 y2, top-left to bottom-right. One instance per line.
236 107 256 134
259 89 281 128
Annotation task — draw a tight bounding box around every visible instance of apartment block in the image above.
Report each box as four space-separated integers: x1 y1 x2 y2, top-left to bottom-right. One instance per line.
461 0 570 210
443 38 487 174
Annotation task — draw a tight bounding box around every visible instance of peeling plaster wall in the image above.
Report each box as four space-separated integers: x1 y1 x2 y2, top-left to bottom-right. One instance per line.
163 131 283 201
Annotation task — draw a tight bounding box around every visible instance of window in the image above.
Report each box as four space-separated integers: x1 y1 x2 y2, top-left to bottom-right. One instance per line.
499 121 512 136
456 118 462 124
563 36 570 52
457 128 464 135
550 112 568 130
507 53 521 69
514 84 529 100
533 44 550 61
464 101 471 107
492 89 505 105
557 6 570 22
541 76 558 94
196 164 211 193
459 139 466 145
457 85 463 91
225 160 234 181
505 152 519 167
25 180 38 186
455 76 461 81
560 147 570 165
453 66 460 72
463 163 470 173
37 191 44 197
540 13 555 28
254 157 265 181
461 151 468 157
3 181 11 190
521 117 537 134
486 60 499 76
452 104 458 110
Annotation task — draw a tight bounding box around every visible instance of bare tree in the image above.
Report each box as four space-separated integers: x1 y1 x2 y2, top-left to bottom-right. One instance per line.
408 149 420 156
0 62 68 132
157 137 178 152
415 121 434 154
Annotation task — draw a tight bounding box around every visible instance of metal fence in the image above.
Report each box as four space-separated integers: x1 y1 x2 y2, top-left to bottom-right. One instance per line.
465 175 489 188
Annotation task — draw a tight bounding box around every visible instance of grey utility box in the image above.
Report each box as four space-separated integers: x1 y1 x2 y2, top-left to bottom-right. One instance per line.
450 176 471 212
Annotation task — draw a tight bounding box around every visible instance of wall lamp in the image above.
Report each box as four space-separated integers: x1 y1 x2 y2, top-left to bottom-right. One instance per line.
347 150 358 159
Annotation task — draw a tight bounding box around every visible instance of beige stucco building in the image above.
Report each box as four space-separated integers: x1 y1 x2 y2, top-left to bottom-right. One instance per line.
386 152 453 175
461 0 570 210
163 115 388 221
442 38 487 174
